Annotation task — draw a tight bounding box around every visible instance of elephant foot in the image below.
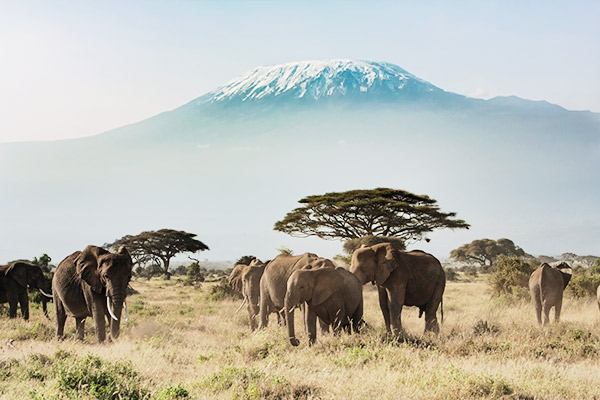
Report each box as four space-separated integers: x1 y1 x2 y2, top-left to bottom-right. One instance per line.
289 338 300 347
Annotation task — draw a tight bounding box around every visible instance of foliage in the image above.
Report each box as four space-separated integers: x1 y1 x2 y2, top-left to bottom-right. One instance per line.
155 384 189 399
31 254 54 273
450 238 528 270
186 262 206 284
342 235 406 255
488 256 535 297
444 267 459 281
277 246 294 256
108 229 209 276
274 188 469 244
235 255 257 265
568 262 600 298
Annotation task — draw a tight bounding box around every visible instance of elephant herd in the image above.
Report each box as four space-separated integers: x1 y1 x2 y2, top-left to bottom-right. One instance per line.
1 242 599 345
228 243 447 346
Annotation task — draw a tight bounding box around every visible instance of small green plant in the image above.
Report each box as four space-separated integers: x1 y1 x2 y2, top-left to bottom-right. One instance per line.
156 383 189 399
473 320 500 336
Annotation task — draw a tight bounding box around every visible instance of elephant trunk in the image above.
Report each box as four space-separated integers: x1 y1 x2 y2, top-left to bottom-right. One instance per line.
284 293 300 346
108 293 125 340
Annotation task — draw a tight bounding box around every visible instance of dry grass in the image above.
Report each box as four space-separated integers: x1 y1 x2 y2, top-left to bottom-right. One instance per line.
1 275 600 399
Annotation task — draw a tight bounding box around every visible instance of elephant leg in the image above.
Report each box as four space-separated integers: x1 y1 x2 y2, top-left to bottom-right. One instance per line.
19 292 29 320
258 291 269 329
554 296 563 323
55 299 67 339
351 300 364 334
378 286 391 333
319 318 330 335
75 317 86 340
8 300 18 319
388 287 406 336
93 303 107 343
306 307 317 346
424 304 440 334
531 290 542 326
542 301 551 326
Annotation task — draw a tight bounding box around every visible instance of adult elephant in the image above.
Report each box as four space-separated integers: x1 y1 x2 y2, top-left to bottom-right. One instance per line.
52 245 132 342
0 262 53 320
350 243 445 335
285 267 363 346
528 262 572 326
258 253 335 329
228 259 266 330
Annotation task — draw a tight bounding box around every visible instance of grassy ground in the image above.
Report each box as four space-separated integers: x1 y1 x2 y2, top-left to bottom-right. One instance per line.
1 274 599 399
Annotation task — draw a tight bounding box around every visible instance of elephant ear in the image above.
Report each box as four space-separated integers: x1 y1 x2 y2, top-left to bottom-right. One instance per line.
375 244 395 285
311 278 331 306
76 245 107 293
228 265 246 292
556 262 573 289
6 262 28 288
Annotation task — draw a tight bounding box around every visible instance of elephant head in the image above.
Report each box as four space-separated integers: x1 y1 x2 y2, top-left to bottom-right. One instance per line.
75 245 132 339
284 269 333 346
349 243 396 286
555 262 572 289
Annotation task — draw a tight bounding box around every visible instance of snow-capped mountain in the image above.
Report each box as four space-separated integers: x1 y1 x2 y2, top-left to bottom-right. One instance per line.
198 59 447 104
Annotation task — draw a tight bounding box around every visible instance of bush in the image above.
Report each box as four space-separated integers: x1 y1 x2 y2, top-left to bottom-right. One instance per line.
186 262 205 284
488 256 535 297
444 267 458 281
568 272 600 298
343 235 405 255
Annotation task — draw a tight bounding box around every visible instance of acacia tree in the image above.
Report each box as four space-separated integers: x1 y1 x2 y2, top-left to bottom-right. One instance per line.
108 229 209 277
450 238 528 269
274 188 469 247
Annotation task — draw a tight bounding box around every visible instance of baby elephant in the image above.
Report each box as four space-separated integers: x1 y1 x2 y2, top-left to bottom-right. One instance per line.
529 262 572 326
284 267 363 346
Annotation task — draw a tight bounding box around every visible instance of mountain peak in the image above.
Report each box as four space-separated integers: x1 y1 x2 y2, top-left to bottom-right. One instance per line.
199 59 444 105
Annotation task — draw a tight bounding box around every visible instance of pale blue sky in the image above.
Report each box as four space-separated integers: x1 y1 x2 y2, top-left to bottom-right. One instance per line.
1 1 599 142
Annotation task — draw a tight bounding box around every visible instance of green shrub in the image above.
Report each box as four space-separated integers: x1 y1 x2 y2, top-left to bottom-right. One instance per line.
488 256 535 296
568 272 600 298
444 267 458 281
156 384 189 399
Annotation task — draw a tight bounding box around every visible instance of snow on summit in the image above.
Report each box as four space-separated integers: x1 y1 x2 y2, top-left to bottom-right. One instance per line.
203 59 442 103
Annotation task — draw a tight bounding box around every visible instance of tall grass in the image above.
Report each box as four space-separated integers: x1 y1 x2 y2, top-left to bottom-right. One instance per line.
1 274 599 399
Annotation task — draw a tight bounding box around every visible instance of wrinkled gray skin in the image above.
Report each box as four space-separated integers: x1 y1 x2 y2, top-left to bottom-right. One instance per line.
350 243 445 335
259 253 335 329
529 262 572 326
52 245 132 342
228 259 266 330
285 267 363 346
0 262 51 320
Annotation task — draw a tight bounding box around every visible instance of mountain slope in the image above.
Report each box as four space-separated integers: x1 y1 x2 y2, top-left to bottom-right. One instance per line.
0 59 599 262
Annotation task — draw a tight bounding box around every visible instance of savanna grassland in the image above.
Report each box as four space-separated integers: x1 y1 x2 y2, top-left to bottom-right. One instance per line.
1 274 600 400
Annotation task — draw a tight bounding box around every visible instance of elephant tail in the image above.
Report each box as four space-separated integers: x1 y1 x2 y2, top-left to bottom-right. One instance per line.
440 296 444 326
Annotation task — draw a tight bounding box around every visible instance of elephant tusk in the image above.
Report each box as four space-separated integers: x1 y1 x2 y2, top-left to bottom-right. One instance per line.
40 289 54 298
124 299 129 323
107 297 119 321
235 297 247 314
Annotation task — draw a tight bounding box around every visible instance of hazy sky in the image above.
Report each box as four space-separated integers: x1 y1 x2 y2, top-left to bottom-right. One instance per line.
1 1 599 143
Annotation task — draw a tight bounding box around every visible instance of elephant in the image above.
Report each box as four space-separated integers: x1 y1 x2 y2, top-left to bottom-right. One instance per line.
285 266 363 346
259 252 335 329
528 262 572 326
350 243 445 335
0 262 53 320
228 258 266 330
52 245 132 342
